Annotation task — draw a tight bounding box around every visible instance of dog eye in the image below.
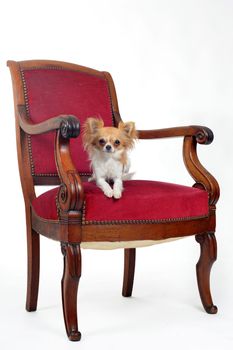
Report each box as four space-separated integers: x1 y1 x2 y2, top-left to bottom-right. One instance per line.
114 139 120 146
99 138 106 145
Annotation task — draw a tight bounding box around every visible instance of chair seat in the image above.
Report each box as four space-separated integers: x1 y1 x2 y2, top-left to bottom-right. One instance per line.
32 180 209 224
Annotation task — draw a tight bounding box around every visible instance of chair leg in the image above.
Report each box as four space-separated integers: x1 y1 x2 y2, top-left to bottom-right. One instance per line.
61 243 82 341
195 233 218 314
26 227 40 312
122 248 136 297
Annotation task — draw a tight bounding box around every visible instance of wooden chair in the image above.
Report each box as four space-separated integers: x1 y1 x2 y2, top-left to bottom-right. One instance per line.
7 59 220 341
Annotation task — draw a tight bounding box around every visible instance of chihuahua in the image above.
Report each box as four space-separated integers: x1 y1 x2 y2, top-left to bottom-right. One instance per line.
83 117 137 199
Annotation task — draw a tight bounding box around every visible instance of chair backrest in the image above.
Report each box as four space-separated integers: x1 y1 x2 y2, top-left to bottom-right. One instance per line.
8 60 119 188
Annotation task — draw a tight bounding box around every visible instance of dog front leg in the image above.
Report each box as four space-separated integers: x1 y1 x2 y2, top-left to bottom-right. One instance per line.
96 178 113 198
113 178 123 199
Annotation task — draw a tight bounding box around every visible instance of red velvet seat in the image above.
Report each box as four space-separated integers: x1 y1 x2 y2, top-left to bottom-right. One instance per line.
32 180 209 224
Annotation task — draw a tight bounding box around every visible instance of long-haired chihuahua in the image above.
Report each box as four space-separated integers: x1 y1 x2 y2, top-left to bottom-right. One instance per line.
83 118 137 199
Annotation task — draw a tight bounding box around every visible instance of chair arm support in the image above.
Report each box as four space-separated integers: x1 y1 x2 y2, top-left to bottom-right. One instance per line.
183 136 220 206
138 125 213 145
55 129 84 219
18 104 80 139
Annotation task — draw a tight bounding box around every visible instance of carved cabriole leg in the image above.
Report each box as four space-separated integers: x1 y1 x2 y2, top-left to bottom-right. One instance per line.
61 243 82 341
26 223 40 312
195 233 218 314
122 248 136 297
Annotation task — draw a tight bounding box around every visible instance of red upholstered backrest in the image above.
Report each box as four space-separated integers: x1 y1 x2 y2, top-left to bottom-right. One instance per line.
21 67 114 176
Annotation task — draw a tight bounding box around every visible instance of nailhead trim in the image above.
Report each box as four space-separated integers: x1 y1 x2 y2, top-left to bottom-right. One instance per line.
82 201 86 225
104 74 116 127
20 67 35 176
82 217 209 225
81 202 209 225
22 65 106 80
33 172 91 177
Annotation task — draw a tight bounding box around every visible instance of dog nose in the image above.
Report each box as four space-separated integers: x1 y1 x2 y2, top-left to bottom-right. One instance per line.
106 145 112 151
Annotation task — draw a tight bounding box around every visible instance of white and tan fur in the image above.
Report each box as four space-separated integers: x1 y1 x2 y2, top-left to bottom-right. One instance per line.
83 118 137 199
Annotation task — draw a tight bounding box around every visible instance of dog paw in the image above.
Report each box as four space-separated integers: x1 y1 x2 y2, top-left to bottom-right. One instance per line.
104 188 113 198
113 189 122 199
88 175 95 182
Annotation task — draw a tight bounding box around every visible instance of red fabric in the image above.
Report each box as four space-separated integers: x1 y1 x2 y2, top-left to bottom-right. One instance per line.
32 180 209 223
23 69 113 175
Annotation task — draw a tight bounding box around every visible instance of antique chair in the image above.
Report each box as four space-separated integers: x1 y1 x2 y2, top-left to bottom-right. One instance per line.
7 60 220 341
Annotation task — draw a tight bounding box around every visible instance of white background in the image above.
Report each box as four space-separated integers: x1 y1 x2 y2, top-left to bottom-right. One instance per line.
0 0 233 349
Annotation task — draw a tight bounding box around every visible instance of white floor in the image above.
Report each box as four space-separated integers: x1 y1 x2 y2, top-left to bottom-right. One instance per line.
1 235 232 350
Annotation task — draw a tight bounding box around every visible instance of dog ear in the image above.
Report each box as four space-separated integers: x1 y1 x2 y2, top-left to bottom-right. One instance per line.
84 117 104 134
118 121 137 139
82 118 104 150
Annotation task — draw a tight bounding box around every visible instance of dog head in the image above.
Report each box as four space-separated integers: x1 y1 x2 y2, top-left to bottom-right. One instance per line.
83 118 137 155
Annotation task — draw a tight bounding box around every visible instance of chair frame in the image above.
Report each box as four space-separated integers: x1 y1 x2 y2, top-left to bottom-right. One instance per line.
8 59 220 341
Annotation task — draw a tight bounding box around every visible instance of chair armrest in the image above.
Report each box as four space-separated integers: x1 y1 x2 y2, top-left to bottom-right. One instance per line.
138 124 219 205
19 103 85 227
138 125 213 145
18 104 80 138
19 103 84 236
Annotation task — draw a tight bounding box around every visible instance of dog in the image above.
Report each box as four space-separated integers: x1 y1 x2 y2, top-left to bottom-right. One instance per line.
82 117 137 199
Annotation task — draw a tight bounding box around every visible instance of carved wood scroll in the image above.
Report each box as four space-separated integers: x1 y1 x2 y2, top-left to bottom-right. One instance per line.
55 118 84 241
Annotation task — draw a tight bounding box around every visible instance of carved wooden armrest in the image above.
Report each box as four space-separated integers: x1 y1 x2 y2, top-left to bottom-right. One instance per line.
138 125 219 206
138 125 213 145
18 105 84 227
18 104 80 138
